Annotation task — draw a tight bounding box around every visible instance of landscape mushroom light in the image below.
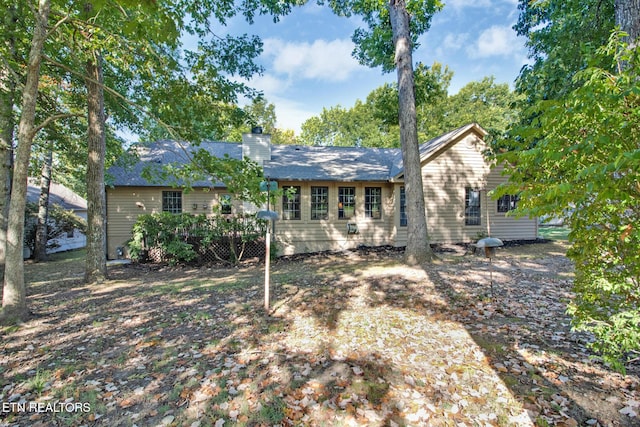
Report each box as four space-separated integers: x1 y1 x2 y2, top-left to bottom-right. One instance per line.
476 237 503 258
476 237 503 299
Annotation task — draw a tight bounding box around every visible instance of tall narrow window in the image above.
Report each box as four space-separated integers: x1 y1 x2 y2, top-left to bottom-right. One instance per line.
338 187 356 219
162 191 182 213
282 186 301 220
365 187 382 219
465 188 481 225
400 186 407 226
310 186 328 220
497 194 519 213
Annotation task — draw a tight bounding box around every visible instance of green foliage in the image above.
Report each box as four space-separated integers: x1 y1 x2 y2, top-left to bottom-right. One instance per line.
498 33 640 371
300 63 519 147
223 97 299 144
23 203 87 256
324 0 444 72
128 212 267 265
513 0 615 102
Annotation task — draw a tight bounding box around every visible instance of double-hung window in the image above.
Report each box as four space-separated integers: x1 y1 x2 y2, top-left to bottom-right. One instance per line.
497 194 519 213
310 186 328 220
162 191 182 213
282 186 301 220
365 187 382 219
338 187 356 219
465 188 481 226
220 194 232 214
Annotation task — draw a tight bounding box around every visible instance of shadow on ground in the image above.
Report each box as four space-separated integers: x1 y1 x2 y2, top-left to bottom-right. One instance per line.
0 244 638 426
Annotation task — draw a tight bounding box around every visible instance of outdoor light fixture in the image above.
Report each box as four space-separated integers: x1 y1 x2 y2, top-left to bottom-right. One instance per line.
476 236 504 299
192 203 198 210
202 204 208 210
476 237 503 258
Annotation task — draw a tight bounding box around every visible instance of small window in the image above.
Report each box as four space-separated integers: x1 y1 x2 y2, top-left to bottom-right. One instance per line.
162 191 182 213
497 194 519 213
365 187 382 219
220 194 232 214
338 187 356 219
465 188 481 226
282 186 301 220
400 186 407 227
311 186 328 220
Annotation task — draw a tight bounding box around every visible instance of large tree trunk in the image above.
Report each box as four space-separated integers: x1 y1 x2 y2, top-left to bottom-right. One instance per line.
388 0 432 264
34 145 53 262
84 52 107 283
615 0 640 44
1 0 51 323
0 4 18 268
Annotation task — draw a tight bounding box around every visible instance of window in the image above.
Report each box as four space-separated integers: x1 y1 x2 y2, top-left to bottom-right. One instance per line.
310 186 329 220
497 194 519 213
282 186 301 220
365 187 382 219
400 186 407 226
162 191 182 213
465 188 481 225
220 194 232 214
338 187 356 219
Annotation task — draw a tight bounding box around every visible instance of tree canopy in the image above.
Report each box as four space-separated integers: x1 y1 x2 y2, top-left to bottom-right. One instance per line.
0 0 307 321
499 0 639 371
300 64 519 147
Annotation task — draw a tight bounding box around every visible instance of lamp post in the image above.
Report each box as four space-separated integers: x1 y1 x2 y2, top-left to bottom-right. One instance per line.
258 178 278 312
476 237 503 299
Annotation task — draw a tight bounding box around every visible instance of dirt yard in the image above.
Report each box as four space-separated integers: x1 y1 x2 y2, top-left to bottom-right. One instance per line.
0 241 638 426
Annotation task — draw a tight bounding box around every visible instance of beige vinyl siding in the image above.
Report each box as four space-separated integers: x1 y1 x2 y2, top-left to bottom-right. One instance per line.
106 128 537 258
393 133 537 246
275 181 395 255
486 163 538 240
106 186 242 259
422 134 489 243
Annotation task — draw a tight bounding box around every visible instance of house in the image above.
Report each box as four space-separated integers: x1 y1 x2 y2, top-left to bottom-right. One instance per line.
105 123 537 259
26 178 87 254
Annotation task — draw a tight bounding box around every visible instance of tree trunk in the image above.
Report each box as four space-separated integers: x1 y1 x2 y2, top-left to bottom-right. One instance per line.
388 0 433 264
84 53 107 283
1 0 51 323
34 145 53 262
615 0 640 44
0 4 18 268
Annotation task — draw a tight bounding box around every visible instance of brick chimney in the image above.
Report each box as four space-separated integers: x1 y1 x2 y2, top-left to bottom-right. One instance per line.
242 126 271 165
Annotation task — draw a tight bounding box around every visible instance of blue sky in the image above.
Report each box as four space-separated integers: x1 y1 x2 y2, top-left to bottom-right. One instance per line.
226 0 529 134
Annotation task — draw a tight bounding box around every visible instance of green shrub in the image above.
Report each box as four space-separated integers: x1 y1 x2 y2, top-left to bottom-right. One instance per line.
128 212 266 265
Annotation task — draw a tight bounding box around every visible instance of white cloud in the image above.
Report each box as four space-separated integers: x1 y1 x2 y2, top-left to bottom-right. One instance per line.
246 73 291 95
468 25 521 58
442 33 469 51
262 38 362 82
272 98 318 134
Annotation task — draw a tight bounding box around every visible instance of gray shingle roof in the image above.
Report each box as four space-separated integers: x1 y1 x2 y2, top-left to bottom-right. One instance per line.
27 179 87 211
265 145 399 182
107 123 485 186
107 140 242 187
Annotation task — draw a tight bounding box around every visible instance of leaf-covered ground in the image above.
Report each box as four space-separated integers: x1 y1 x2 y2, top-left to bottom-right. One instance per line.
1 242 638 426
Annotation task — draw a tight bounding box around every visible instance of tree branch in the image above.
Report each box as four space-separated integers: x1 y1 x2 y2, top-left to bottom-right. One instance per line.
31 113 81 138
